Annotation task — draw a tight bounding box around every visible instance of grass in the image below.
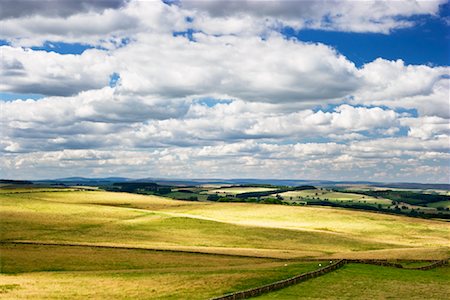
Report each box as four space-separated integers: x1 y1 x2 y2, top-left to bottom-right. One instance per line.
279 189 391 206
164 202 450 255
427 200 450 209
1 188 449 298
206 187 278 195
254 264 450 299
1 190 448 259
0 187 79 194
162 191 208 201
0 195 394 258
0 243 322 299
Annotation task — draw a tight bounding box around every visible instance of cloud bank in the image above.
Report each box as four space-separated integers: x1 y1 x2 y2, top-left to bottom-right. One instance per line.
0 0 449 182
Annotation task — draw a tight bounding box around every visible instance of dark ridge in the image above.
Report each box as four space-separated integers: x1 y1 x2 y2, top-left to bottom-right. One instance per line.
0 179 33 185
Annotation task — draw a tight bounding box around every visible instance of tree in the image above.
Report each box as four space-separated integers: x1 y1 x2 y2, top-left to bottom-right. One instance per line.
207 194 220 201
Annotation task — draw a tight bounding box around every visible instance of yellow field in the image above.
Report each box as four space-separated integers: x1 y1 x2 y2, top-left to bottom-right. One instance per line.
163 202 449 255
206 187 277 195
1 188 449 298
0 243 323 299
1 189 448 258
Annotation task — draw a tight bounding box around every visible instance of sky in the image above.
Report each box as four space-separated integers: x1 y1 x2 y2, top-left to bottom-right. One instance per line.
0 0 449 183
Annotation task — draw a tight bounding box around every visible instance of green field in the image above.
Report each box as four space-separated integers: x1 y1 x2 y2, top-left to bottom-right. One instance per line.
427 200 450 209
278 189 391 206
1 188 449 298
254 264 450 299
0 243 324 299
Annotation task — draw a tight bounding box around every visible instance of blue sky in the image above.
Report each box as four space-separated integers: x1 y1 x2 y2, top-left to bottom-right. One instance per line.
284 15 450 67
0 0 449 182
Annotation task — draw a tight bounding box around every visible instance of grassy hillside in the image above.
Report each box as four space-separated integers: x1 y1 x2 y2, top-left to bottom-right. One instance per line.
1 189 448 259
163 202 450 257
254 264 450 299
0 243 323 299
1 188 449 298
0 191 401 258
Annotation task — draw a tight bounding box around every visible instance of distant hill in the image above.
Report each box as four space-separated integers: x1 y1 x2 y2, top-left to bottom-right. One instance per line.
376 182 450 190
14 177 448 190
0 179 33 185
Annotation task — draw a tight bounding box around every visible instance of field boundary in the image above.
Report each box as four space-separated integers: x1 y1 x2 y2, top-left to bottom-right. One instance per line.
210 259 448 300
210 259 346 300
346 259 449 270
0 240 300 260
405 259 448 270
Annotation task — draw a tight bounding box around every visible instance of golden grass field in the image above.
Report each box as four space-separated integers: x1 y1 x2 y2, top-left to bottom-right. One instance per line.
1 188 449 299
1 243 325 299
206 187 277 195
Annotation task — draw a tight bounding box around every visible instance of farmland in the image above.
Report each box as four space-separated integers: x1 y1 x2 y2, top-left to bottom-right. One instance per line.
206 187 278 195
1 187 449 298
105 182 450 218
255 263 450 299
428 201 450 209
0 243 324 299
278 189 391 205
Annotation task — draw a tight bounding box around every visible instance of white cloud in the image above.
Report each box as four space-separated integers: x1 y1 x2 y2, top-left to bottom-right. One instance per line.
0 93 404 154
0 46 115 96
401 116 450 139
355 58 448 103
1 0 449 182
0 1 187 47
115 33 360 103
182 0 446 34
357 76 450 118
1 137 448 182
0 0 129 20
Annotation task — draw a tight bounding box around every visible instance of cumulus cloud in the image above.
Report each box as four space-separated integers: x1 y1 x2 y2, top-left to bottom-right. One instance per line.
401 116 450 140
1 0 449 182
2 137 449 182
358 76 450 118
353 59 450 118
0 0 129 20
115 33 360 102
2 0 446 48
182 0 446 34
0 46 115 96
1 93 402 154
1 87 192 152
356 58 448 102
1 31 363 99
0 1 187 47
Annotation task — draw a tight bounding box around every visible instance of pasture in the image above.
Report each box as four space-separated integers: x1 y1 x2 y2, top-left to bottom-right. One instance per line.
1 188 449 298
254 263 450 299
278 189 391 206
0 243 323 299
428 200 450 209
206 187 277 195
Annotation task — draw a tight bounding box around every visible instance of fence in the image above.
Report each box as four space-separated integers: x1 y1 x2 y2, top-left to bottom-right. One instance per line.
211 260 346 300
210 259 448 300
407 259 448 270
